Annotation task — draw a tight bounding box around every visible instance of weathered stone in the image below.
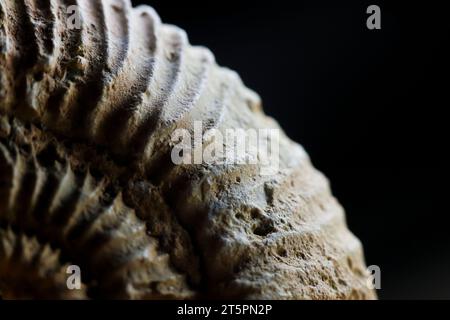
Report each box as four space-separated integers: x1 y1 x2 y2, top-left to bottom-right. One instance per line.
0 0 375 299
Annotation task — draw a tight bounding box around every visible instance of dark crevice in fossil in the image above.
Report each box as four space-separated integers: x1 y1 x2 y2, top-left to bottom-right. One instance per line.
42 1 82 120
24 0 55 57
65 2 109 136
157 170 212 297
122 176 204 294
0 114 201 298
128 107 162 157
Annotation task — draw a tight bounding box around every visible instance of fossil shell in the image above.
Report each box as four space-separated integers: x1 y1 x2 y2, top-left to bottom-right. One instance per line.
0 0 375 299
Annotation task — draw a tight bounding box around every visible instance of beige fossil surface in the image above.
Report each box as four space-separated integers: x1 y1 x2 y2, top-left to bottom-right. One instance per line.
0 0 375 299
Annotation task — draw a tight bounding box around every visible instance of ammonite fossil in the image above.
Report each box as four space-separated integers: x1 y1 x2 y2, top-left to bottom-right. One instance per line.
0 0 376 299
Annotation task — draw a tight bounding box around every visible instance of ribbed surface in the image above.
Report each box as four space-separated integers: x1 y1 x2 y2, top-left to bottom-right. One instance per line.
0 1 375 299
0 228 87 299
0 0 240 164
0 139 192 299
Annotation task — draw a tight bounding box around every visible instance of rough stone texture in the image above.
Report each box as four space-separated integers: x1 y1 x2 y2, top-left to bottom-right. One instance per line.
0 0 375 299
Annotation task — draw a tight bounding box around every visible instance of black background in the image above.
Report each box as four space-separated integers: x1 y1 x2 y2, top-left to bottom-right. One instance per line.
134 0 449 299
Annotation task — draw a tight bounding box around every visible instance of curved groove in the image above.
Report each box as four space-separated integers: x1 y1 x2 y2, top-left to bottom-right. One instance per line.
125 24 187 156
91 5 159 151
24 0 55 57
39 0 83 122
58 0 110 134
0 0 38 113
161 46 214 126
103 0 130 76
